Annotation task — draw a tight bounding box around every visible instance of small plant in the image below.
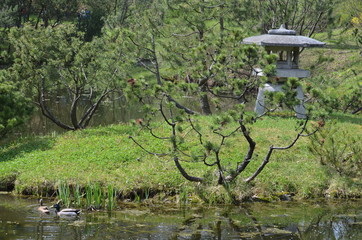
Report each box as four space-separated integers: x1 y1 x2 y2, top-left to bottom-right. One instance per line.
85 184 93 208
308 122 362 177
93 182 103 209
144 187 150 200
179 188 189 205
57 181 71 207
134 191 141 203
73 184 82 208
107 184 116 211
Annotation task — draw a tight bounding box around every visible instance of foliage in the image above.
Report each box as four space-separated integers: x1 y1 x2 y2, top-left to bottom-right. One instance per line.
304 48 362 115
0 79 33 138
129 74 321 191
30 0 79 28
308 122 362 178
336 0 362 45
163 0 256 114
255 0 336 36
0 0 361 202
108 0 275 115
0 0 18 28
0 1 18 66
351 12 362 46
6 23 129 130
101 0 329 188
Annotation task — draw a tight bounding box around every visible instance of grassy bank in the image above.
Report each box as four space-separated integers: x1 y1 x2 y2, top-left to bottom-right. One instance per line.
0 114 361 205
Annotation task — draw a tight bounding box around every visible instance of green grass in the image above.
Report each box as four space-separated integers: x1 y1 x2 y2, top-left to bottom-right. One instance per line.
0 115 361 204
313 28 359 47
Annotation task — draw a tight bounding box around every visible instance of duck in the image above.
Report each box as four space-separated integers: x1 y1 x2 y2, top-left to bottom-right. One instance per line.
52 203 81 216
38 199 50 214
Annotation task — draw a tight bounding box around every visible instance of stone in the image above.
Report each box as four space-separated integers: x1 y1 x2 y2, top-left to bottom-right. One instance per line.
255 83 306 119
242 25 325 48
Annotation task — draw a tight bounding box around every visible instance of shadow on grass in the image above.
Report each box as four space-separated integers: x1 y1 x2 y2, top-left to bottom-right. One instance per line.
0 137 54 163
330 114 362 125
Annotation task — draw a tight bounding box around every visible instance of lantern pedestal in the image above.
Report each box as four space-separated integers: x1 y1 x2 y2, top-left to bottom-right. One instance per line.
255 83 306 119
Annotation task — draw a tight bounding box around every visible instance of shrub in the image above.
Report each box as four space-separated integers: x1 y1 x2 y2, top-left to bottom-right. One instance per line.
308 122 362 177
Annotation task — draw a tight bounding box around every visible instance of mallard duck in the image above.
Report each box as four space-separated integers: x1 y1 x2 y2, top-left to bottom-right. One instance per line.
52 203 81 216
38 199 50 214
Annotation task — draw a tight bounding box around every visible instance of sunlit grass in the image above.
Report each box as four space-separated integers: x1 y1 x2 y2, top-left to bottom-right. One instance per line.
0 115 360 203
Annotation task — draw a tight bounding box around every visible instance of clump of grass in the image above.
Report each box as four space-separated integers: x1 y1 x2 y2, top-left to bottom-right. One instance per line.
107 184 116 211
85 184 93 208
144 187 150 200
134 192 141 203
85 182 104 209
93 182 103 209
73 184 82 207
56 181 118 211
57 181 71 207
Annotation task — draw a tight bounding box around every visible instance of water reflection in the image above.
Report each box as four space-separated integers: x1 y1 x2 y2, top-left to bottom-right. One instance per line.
0 194 361 239
17 95 146 137
11 94 253 140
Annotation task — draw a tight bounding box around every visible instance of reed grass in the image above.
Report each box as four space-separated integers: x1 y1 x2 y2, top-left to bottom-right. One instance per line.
107 184 116 211
85 184 92 207
73 184 82 207
93 182 103 209
134 192 141 203
144 188 150 200
55 182 118 210
57 181 71 207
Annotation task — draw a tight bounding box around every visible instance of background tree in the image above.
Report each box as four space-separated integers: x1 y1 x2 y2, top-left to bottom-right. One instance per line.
0 78 33 138
0 0 18 28
336 0 362 43
256 0 336 36
7 24 128 130
164 0 226 115
0 0 18 67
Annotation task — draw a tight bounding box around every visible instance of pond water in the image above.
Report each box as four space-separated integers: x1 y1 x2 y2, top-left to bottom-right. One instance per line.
0 193 361 240
13 96 146 138
9 93 253 140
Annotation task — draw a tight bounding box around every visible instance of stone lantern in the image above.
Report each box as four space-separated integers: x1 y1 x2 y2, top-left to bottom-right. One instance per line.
242 25 325 118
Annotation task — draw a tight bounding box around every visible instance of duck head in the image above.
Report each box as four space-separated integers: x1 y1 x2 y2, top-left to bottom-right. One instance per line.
52 203 61 212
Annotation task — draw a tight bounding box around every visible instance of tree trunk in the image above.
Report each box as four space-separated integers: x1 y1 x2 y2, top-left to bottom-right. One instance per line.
199 85 212 115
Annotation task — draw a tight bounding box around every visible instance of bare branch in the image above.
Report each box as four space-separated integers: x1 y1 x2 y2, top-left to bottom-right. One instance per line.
224 118 256 182
145 124 171 140
187 115 203 144
79 89 112 128
244 118 316 183
165 93 198 115
213 126 241 143
177 148 191 157
159 96 173 126
172 31 198 37
174 157 203 182
129 136 168 157
203 155 218 167
37 77 74 130
128 36 154 54
137 59 157 75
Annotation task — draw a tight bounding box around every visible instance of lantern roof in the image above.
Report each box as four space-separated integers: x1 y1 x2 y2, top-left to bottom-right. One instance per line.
242 25 325 48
